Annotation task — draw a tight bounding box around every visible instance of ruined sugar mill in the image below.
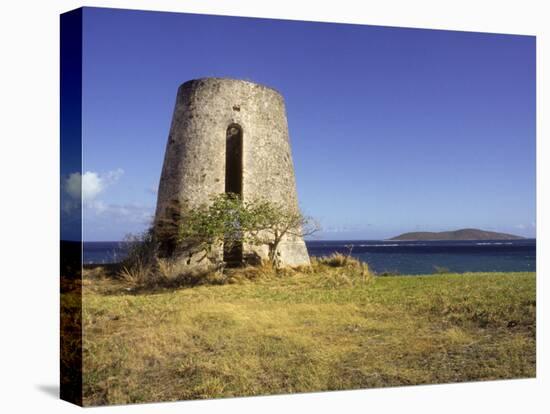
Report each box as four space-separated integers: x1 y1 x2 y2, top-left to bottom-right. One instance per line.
153 78 310 271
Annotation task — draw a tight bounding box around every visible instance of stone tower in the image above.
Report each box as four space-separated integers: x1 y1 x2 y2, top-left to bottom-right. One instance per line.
154 78 310 270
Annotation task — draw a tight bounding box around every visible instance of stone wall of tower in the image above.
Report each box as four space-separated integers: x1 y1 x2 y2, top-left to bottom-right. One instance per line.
154 78 310 270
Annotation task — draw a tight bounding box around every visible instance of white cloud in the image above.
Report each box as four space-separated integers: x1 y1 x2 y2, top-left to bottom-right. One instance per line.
85 201 154 225
87 200 108 214
62 199 79 214
62 168 154 229
63 168 124 203
323 223 373 233
104 168 124 184
514 224 527 230
82 171 103 202
65 172 81 199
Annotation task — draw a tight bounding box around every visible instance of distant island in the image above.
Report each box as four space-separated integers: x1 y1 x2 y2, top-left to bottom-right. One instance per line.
389 228 525 241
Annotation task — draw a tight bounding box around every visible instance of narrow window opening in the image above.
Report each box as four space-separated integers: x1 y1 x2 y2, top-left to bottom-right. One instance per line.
225 124 243 195
224 124 243 266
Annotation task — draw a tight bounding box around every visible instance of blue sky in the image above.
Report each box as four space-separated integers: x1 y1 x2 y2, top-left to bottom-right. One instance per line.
70 7 535 241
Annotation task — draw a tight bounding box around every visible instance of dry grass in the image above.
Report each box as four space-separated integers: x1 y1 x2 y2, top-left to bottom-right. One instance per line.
75 262 536 406
118 258 151 286
313 252 355 267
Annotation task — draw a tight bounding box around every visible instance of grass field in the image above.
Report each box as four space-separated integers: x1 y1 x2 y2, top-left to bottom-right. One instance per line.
73 261 536 406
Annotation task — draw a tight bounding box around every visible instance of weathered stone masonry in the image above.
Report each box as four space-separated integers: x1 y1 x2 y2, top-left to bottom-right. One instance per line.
154 78 310 270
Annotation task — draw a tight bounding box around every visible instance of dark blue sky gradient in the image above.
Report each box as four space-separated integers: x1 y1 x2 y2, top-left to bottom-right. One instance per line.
81 7 535 241
60 9 82 241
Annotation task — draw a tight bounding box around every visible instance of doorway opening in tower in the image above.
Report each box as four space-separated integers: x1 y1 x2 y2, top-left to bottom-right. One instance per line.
224 123 243 266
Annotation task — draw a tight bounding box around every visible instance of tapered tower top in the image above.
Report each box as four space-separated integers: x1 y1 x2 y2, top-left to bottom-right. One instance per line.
154 78 310 270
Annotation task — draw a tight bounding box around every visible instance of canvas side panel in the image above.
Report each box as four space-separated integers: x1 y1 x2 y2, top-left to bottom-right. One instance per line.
60 8 83 407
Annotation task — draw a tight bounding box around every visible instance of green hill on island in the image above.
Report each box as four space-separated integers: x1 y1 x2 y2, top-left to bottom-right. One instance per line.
390 228 525 241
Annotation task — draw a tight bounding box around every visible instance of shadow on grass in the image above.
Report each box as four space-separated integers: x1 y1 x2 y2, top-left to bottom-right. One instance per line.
82 263 226 297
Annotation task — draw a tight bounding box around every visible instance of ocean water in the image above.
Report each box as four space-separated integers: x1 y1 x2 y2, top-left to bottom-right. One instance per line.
306 239 535 274
83 239 536 275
